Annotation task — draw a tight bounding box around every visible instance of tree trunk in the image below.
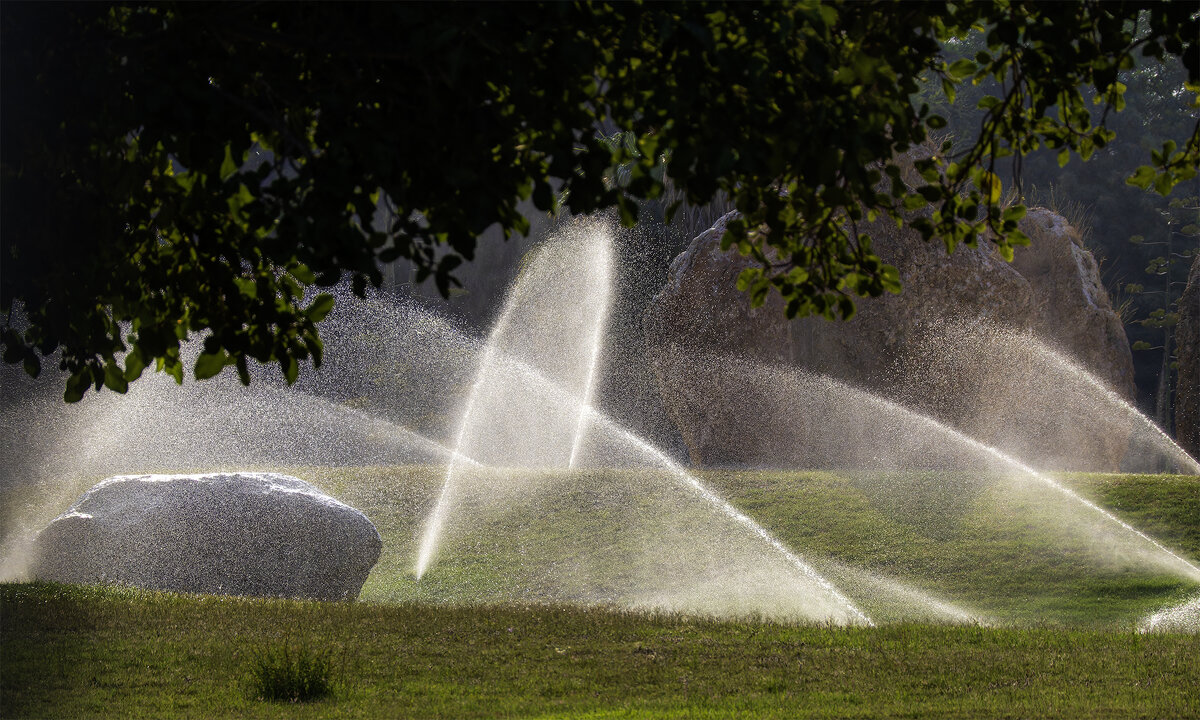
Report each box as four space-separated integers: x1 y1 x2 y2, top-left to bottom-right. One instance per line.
1155 326 1172 430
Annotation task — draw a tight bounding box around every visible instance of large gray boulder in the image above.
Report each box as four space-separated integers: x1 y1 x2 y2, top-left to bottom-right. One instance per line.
903 208 1137 470
642 211 796 465
643 207 1033 467
30 473 381 600
1012 208 1136 398
644 205 1136 470
1176 255 1200 460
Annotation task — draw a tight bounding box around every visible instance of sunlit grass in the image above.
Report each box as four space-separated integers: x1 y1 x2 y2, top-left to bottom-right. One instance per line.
4 468 1197 626
1 470 1197 718
294 466 1200 626
2 582 1198 719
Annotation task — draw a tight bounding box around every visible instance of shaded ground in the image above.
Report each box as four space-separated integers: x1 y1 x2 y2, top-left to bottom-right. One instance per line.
2 582 1198 720
3 470 1198 717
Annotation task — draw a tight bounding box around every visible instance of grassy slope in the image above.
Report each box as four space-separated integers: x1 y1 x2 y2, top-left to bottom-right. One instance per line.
701 470 1200 625
294 467 1200 626
2 471 1198 718
8 467 1195 626
2 582 1198 720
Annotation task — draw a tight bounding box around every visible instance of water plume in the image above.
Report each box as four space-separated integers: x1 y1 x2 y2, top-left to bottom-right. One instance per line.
4 216 1193 628
578 400 872 625
568 244 612 470
1140 594 1200 634
415 220 614 579
410 219 872 624
818 562 985 625
0 369 456 580
651 349 1200 587
897 318 1200 475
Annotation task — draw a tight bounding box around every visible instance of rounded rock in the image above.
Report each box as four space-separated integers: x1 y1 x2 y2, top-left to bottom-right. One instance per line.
30 472 381 601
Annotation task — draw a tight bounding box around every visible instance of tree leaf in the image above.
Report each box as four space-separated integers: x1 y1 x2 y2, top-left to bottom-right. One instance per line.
219 144 238 181
947 58 976 81
980 171 1002 205
290 264 316 285
123 348 147 382
103 361 129 393
305 293 335 322
64 370 91 403
195 351 229 380
283 355 299 385
236 356 251 386
1002 205 1027 222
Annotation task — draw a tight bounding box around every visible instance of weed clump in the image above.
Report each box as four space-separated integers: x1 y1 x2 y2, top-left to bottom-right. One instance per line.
248 643 337 702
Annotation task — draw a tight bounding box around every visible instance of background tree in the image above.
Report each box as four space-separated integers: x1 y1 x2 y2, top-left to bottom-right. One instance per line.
2 1 1196 401
921 25 1200 416
1129 197 1200 430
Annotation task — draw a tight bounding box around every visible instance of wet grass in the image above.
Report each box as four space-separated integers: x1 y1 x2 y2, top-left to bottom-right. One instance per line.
290 467 1200 627
2 470 1197 717
701 470 1200 626
2 581 1198 719
247 642 340 703
5 468 1197 627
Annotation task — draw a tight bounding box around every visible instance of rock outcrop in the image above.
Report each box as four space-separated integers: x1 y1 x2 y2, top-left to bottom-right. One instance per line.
641 212 795 465
1176 255 1200 460
30 473 381 600
1013 208 1137 396
644 205 1136 471
644 211 793 366
915 208 1136 470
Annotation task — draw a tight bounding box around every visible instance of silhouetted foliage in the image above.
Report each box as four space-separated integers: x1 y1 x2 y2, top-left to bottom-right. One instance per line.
2 2 1196 400
1129 198 1200 427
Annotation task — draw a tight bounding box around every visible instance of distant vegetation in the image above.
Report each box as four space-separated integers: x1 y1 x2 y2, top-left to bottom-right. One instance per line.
922 33 1200 422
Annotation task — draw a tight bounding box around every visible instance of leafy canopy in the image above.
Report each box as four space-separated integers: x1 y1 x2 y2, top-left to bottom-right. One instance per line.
1 1 1196 401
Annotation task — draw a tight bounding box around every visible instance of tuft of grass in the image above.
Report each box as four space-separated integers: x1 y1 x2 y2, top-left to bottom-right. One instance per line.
248 642 338 703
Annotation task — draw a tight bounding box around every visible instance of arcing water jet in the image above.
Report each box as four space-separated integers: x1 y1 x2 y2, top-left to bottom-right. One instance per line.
568 242 612 470
899 319 1200 475
409 219 873 624
653 349 1200 584
417 347 876 624
414 221 614 579
4 213 1193 628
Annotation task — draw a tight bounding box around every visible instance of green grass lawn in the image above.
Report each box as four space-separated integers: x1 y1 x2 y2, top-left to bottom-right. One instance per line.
2 469 1197 718
2 582 1198 719
295 466 1199 626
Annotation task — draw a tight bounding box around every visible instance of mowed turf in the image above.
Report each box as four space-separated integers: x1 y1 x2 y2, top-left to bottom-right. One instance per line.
302 467 1200 625
2 582 1198 720
2 470 1197 718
